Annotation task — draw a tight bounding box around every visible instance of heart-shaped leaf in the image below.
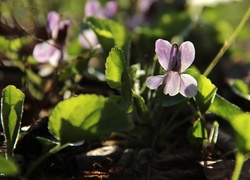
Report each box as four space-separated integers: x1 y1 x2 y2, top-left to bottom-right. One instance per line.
209 95 250 154
48 94 134 145
186 68 217 114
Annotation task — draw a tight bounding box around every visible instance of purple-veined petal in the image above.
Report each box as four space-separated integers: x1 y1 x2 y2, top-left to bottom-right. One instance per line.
79 29 99 49
179 41 195 72
146 75 165 89
103 1 117 18
85 0 101 17
47 11 60 36
179 74 197 97
33 40 57 63
164 71 180 96
155 39 173 71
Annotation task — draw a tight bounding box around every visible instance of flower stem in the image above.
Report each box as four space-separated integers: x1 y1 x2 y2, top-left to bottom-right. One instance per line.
203 4 250 77
231 152 245 180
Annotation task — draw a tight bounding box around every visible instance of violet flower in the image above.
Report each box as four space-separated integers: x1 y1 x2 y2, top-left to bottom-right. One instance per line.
84 0 117 19
146 39 197 98
79 1 117 49
33 11 71 66
78 28 99 49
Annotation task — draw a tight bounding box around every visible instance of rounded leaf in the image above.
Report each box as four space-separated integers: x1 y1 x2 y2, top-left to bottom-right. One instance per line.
48 94 134 144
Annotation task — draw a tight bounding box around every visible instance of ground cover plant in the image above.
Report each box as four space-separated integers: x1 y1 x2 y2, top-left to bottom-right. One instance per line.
1 0 250 179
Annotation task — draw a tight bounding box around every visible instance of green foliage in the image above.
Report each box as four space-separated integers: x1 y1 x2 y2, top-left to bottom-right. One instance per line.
0 154 19 176
85 17 131 59
209 95 250 154
228 79 250 100
192 119 208 139
1 85 24 158
186 68 217 114
106 47 133 112
48 94 134 145
58 55 90 81
162 94 187 107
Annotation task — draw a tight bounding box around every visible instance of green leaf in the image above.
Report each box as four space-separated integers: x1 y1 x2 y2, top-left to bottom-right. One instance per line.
209 94 242 120
48 94 134 145
106 47 132 112
186 68 217 114
58 55 90 81
1 85 25 158
192 119 207 139
85 17 130 59
232 113 250 153
228 79 250 100
0 155 19 176
209 95 250 154
162 94 187 107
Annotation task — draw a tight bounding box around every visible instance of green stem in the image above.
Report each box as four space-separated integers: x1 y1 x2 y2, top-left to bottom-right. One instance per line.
232 152 245 180
203 5 250 77
25 143 70 177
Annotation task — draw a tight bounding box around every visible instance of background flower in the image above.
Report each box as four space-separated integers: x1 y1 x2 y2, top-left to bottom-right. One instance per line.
33 11 71 66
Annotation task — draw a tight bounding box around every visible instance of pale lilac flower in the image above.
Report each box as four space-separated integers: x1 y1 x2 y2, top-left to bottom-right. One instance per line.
78 29 99 49
84 0 117 19
33 11 71 66
146 39 197 98
80 1 117 49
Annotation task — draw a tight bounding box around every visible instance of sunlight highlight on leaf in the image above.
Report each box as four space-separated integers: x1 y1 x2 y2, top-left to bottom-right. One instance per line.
48 94 134 145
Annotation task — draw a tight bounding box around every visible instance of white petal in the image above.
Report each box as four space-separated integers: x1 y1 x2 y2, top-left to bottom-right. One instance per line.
49 48 62 67
179 41 195 72
155 39 172 70
164 71 180 96
146 75 165 89
33 40 56 63
180 74 197 97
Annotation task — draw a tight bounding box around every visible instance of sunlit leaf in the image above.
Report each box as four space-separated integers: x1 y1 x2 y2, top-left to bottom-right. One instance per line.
85 17 130 59
232 113 250 153
209 95 250 154
228 78 250 100
48 94 134 145
0 155 19 176
192 119 207 139
1 85 24 158
106 47 132 112
186 68 217 114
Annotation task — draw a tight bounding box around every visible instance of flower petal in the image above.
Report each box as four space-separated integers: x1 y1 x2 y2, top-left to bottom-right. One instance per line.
179 41 195 72
33 40 57 63
103 1 117 18
85 0 101 17
47 11 60 37
49 48 62 67
146 75 165 89
164 71 180 96
180 74 197 97
155 39 172 70
79 29 99 49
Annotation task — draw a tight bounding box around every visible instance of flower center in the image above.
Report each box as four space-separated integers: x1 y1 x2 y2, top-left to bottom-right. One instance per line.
170 43 181 72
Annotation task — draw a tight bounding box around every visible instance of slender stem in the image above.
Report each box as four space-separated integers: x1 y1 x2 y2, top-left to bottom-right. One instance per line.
25 143 70 177
203 5 250 77
232 152 245 180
